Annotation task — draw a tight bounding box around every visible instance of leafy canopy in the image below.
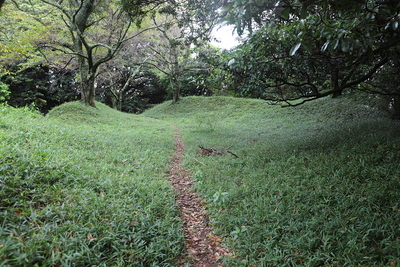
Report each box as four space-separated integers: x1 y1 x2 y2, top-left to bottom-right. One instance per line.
220 0 400 106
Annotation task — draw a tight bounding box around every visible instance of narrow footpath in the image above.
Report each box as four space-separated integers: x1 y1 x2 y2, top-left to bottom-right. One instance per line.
169 125 232 267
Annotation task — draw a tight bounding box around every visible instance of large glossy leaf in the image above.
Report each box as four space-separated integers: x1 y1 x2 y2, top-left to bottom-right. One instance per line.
289 42 301 56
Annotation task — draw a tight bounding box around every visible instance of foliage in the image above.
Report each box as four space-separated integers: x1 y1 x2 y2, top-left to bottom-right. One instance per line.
121 0 220 41
220 0 400 115
0 65 79 113
0 3 49 73
120 0 222 103
97 68 167 114
180 45 235 97
5 0 141 107
1 0 226 112
0 74 9 102
143 96 400 266
140 12 198 103
0 102 184 266
1 65 49 110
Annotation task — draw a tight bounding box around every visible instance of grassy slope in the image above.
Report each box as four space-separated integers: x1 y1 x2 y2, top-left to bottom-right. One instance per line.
143 96 400 266
0 102 183 266
2 97 399 266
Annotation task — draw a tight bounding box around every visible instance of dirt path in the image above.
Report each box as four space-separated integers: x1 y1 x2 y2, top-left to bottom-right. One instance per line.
169 125 232 267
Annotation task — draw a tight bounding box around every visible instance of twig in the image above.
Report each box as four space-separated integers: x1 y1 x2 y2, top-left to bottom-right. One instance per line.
194 157 206 165
227 151 239 158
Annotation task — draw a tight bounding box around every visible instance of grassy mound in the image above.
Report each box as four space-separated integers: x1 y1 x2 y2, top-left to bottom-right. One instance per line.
2 96 399 266
1 103 182 266
48 101 131 124
144 96 400 266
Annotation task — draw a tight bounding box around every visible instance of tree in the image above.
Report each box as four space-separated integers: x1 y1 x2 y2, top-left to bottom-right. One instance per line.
3 0 220 108
32 0 136 107
221 0 400 115
99 61 148 111
146 15 193 103
0 2 49 74
94 25 167 113
8 0 164 108
121 0 221 103
183 44 235 97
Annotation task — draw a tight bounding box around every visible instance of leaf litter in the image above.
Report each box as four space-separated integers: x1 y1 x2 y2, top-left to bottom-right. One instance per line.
169 125 232 266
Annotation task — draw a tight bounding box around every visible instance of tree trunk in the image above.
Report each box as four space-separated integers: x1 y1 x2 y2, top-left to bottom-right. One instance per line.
76 46 97 107
73 0 97 107
81 81 96 108
80 76 96 107
110 92 118 109
171 77 181 103
118 91 123 111
331 68 342 98
171 51 181 103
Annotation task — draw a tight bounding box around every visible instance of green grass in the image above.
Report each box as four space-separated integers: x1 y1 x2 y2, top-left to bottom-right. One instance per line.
2 97 400 266
0 102 184 266
143 96 400 266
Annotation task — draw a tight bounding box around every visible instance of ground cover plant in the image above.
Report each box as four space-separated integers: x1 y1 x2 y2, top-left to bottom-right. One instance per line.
2 96 400 266
0 102 184 266
143 96 400 266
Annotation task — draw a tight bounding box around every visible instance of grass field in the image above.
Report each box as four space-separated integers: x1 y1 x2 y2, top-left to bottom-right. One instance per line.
143 96 400 266
0 102 184 266
1 96 400 266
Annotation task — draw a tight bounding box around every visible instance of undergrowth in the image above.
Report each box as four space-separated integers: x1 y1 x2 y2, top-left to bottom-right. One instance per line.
143 96 400 266
0 102 183 266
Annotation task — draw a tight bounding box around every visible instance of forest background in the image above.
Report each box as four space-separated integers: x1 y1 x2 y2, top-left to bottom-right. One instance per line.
0 0 399 117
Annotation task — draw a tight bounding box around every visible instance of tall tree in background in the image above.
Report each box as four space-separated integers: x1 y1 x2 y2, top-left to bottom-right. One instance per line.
4 0 220 107
33 0 133 107
145 15 191 103
7 0 164 107
121 0 220 103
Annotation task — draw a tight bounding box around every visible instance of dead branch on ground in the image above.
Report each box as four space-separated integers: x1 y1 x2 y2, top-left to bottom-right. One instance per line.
197 146 238 158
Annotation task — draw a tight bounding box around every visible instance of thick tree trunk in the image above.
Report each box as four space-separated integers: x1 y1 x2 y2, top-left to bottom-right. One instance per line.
81 77 96 107
171 78 181 103
77 51 97 107
73 0 97 108
111 94 118 110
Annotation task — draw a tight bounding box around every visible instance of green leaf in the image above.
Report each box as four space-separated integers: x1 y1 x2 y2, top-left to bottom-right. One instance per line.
300 7 308 19
341 39 349 53
281 7 291 20
321 41 330 52
302 41 313 54
289 42 301 56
